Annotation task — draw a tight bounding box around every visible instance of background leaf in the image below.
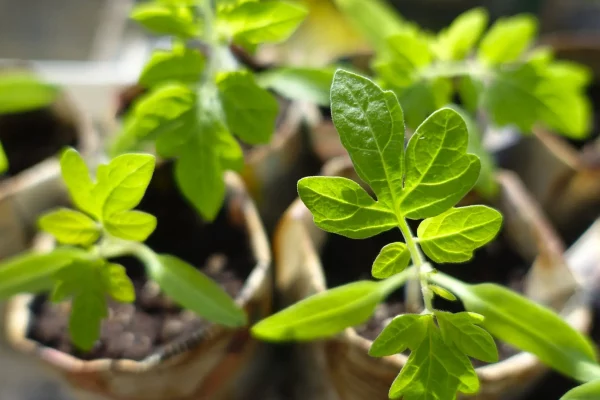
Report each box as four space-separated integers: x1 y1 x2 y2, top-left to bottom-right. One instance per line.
69 291 107 351
101 263 135 303
38 208 100 246
0 72 59 114
371 242 411 279
478 14 537 65
257 67 335 106
560 380 600 400
131 3 198 38
139 48 204 87
0 141 7 174
434 7 488 61
104 210 157 242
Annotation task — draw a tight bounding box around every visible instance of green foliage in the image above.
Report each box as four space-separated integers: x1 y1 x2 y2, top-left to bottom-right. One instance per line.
0 142 7 174
252 70 600 399
116 0 311 220
561 380 600 400
0 148 246 351
256 67 335 107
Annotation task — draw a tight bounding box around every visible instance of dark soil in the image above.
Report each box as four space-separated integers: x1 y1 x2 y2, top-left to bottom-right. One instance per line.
27 162 254 361
0 100 78 178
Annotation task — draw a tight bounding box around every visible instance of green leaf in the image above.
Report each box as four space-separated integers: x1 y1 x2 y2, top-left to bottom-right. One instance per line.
417 205 502 263
94 153 156 219
369 314 430 357
69 290 107 351
435 311 498 363
457 76 482 114
0 72 59 114
0 141 7 174
478 14 537 65
104 210 157 242
431 274 598 382
139 48 204 87
385 33 433 73
0 249 85 298
396 78 453 130
389 319 479 399
256 67 335 106
131 3 198 38
218 1 307 44
429 285 457 301
560 380 600 400
101 263 135 303
252 281 384 341
400 108 480 219
38 208 100 246
297 177 397 240
217 71 278 145
371 242 411 279
147 254 246 327
330 70 405 209
60 148 95 216
113 84 195 155
434 7 488 61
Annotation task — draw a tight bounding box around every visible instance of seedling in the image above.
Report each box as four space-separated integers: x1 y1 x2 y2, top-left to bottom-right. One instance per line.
252 71 600 399
113 0 334 221
0 148 246 351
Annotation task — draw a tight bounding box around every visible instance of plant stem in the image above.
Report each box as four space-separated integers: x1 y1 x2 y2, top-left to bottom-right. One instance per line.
397 216 433 313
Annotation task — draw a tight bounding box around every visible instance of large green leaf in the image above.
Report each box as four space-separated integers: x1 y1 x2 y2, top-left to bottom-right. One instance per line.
435 311 498 363
297 176 397 239
400 108 480 219
431 273 598 382
139 47 204 87
330 70 405 209
104 210 157 242
59 148 95 216
561 380 600 400
218 1 307 45
369 314 430 357
256 67 335 106
252 281 385 341
389 319 479 399
131 3 199 38
148 254 246 327
417 205 502 263
0 72 59 114
434 7 488 61
371 242 411 279
478 14 537 65
217 71 278 145
38 208 100 246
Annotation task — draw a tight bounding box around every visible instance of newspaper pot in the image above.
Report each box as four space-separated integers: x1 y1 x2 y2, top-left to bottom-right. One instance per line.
502 34 600 242
0 65 99 259
3 168 272 400
274 156 592 400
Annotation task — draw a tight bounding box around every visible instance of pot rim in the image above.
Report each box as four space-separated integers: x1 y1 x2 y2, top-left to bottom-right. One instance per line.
3 171 272 374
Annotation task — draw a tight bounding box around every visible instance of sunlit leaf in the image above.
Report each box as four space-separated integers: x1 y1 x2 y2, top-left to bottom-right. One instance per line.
371 242 411 279
38 208 100 246
104 210 157 242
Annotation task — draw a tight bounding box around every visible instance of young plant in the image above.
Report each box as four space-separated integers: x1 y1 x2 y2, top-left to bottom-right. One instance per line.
0 148 245 351
0 71 60 174
251 70 600 399
113 0 335 221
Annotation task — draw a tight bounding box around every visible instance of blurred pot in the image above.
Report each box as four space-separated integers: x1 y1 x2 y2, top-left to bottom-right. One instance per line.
3 171 272 400
274 156 592 400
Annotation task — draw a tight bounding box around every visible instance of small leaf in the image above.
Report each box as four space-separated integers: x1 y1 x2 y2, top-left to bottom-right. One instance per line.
217 71 278 145
218 1 307 45
297 177 397 240
38 208 100 246
0 249 85 298
131 3 198 38
60 148 95 216
69 291 107 351
369 314 430 357
389 319 479 399
371 242 411 279
417 205 503 263
435 310 498 363
400 108 480 219
256 67 335 106
385 33 433 73
458 76 482 114
252 281 384 341
147 254 247 327
0 72 59 114
139 48 204 87
104 210 157 242
560 380 600 400
478 14 537 65
429 285 457 301
102 263 135 303
94 153 156 218
0 141 7 174
434 7 488 61
330 70 405 209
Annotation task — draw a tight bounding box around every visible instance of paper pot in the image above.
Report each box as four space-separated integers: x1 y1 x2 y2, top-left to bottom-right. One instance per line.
3 171 272 400
0 65 99 259
273 156 593 400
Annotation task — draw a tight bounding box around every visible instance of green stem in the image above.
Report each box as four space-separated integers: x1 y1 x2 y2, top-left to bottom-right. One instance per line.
397 216 433 313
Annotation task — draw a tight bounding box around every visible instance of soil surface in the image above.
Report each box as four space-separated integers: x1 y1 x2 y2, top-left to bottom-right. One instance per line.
0 100 78 178
27 162 254 361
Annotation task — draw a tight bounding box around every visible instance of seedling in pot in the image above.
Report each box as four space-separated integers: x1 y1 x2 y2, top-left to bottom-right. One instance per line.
0 148 246 351
114 0 333 221
252 70 600 399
